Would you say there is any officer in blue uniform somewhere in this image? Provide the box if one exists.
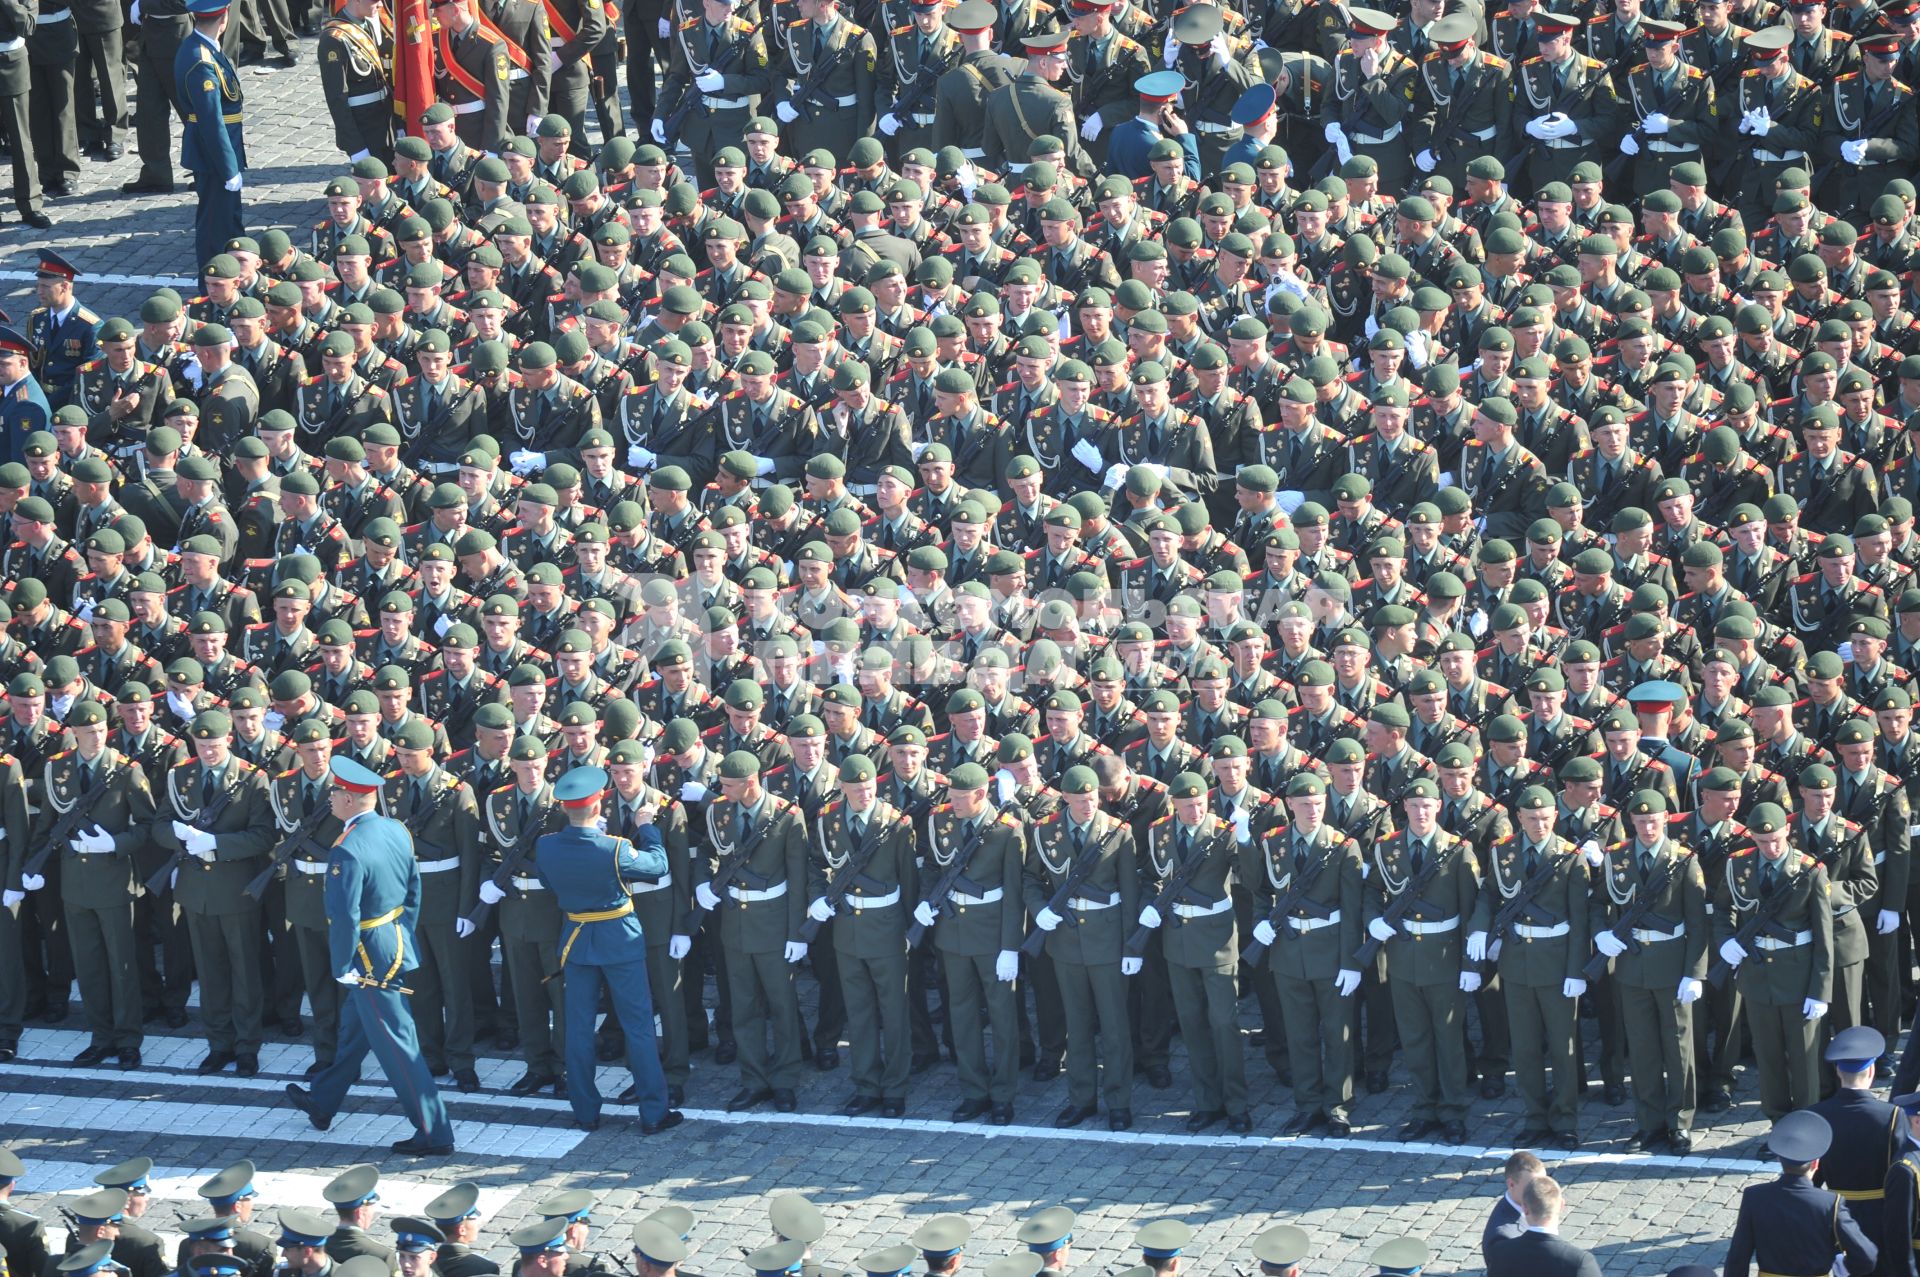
[0,325,51,466]
[58,1241,127,1277]
[1105,71,1199,181]
[282,755,456,1157]
[175,0,246,269]
[1725,1110,1878,1277]
[27,251,100,410]
[1628,681,1701,808]
[1881,1090,1920,1277]
[534,764,685,1136]
[1218,82,1276,173]
[1811,1026,1903,1243]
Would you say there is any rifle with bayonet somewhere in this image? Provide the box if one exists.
[905,814,991,947]
[1240,833,1340,965]
[1125,824,1234,957]
[142,780,241,896]
[244,798,334,900]
[22,768,118,879]
[1019,822,1128,956]
[1580,853,1681,981]
[1351,840,1448,966]
[662,16,772,139]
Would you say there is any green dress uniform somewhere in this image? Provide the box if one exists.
[1021,802,1139,1118]
[811,792,918,1106]
[270,764,346,1069]
[982,66,1098,181]
[1327,42,1419,193]
[481,780,568,1085]
[1142,805,1247,1124]
[1065,26,1148,169]
[924,800,1025,1111]
[932,45,1018,159]
[662,13,773,189]
[1620,56,1716,194]
[1365,824,1487,1131]
[1248,819,1363,1128]
[41,743,156,1060]
[317,8,393,164]
[1483,829,1591,1141]
[1817,65,1920,217]
[0,753,33,1058]
[1715,844,1834,1117]
[149,743,276,1063]
[1166,17,1258,177]
[382,764,481,1079]
[1722,51,1822,225]
[1592,829,1708,1145]
[703,783,810,1096]
[604,781,692,1091]
[1412,41,1514,193]
[1797,805,1875,1035]
[1512,50,1623,189]
[775,13,875,167]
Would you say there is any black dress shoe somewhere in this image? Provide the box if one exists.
[1667,1131,1694,1155]
[990,1105,1014,1126]
[391,1135,455,1156]
[1603,1083,1627,1106]
[118,1049,141,1071]
[1283,1111,1328,1136]
[98,142,124,160]
[668,1085,685,1106]
[1397,1119,1440,1142]
[596,1038,622,1062]
[143,1007,164,1025]
[1185,1109,1225,1132]
[574,1115,601,1131]
[714,1039,738,1064]
[1479,1076,1504,1099]
[305,1059,329,1079]
[1226,1113,1253,1134]
[1145,1065,1173,1090]
[640,1110,684,1135]
[197,1051,236,1074]
[454,1069,480,1093]
[552,1079,567,1098]
[122,175,173,194]
[283,1083,331,1131]
[726,1088,772,1112]
[1515,1126,1552,1145]
[164,1010,188,1029]
[1439,1121,1467,1144]
[615,1083,640,1103]
[1107,1109,1132,1131]
[881,1100,905,1118]
[842,1095,881,1116]
[493,1030,519,1051]
[280,1019,305,1038]
[508,1071,557,1095]
[41,1002,69,1024]
[1624,1127,1669,1152]
[951,1098,991,1122]
[44,181,75,199]
[909,1053,939,1075]
[1326,1117,1351,1137]
[1032,1055,1062,1082]
[814,1046,839,1072]
[1054,1103,1096,1128]
[74,1044,113,1065]
[235,1054,259,1077]
[1701,1087,1732,1113]
[772,1089,796,1112]
[1366,1070,1390,1094]
[0,1044,15,1062]
[1554,1132,1580,1151]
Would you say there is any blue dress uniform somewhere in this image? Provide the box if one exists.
[0,325,50,467]
[26,251,100,410]
[1725,1110,1878,1277]
[1811,1027,1903,1243]
[1880,1092,1920,1277]
[1105,72,1201,181]
[533,764,683,1132]
[174,0,245,269]
[1628,681,1701,806]
[1217,82,1276,173]
[288,756,455,1154]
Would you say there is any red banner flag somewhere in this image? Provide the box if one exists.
[393,0,437,137]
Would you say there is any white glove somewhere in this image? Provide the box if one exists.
[695,68,726,92]
[1080,114,1103,141]
[775,101,800,124]
[1718,938,1747,967]
[348,147,372,165]
[1162,35,1180,66]
[433,614,452,639]
[1253,919,1278,947]
[783,940,808,963]
[1594,930,1627,958]
[1102,461,1128,489]
[1562,977,1587,999]
[996,950,1019,982]
[1232,808,1251,844]
[994,769,1018,802]
[171,819,194,842]
[755,455,774,477]
[1879,909,1901,935]
[1581,840,1603,867]
[695,882,722,911]
[879,113,902,136]
[1620,134,1640,156]
[1804,997,1828,1021]
[72,826,115,854]
[1335,968,1362,997]
[479,880,507,905]
[1035,906,1062,931]
[807,896,836,922]
[1415,148,1437,173]
[1138,904,1163,929]
[668,934,691,960]
[679,780,708,802]
[74,597,95,623]
[455,918,476,938]
[1750,110,1772,137]
[913,900,938,929]
[1738,108,1758,134]
[1546,115,1576,139]
[1,889,20,908]
[1323,121,1346,146]
[1643,111,1671,135]
[1677,977,1703,1004]
[1121,955,1143,975]
[262,709,286,731]
[1209,30,1231,66]
[1459,970,1482,993]
[628,445,657,468]
[657,15,669,34]
[650,120,667,144]
[337,971,362,986]
[129,0,139,21]
[1525,116,1551,139]
[186,830,218,859]
[21,873,45,892]
[1368,917,1397,943]
[224,174,243,192]
[509,449,546,474]
[1843,139,1869,165]
[1465,930,1488,962]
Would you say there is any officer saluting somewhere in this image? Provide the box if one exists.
[532,764,685,1135]
[1725,1110,1878,1277]
[282,755,456,1157]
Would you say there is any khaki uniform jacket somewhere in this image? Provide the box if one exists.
[1591,839,1709,988]
[150,758,275,916]
[1711,848,1834,1006]
[1483,833,1593,987]
[924,804,1025,958]
[39,748,155,909]
[701,791,808,955]
[1365,827,1488,987]
[811,798,918,958]
[1021,808,1139,966]
[1247,822,1363,982]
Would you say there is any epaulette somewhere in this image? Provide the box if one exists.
[1731,847,1754,858]
[891,22,911,33]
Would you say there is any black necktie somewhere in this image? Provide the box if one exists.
[1410,839,1426,873]
[202,770,216,807]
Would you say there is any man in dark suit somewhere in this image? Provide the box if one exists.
[1482,1150,1539,1267]
[1486,1175,1602,1277]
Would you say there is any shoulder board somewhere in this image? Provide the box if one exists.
[1482,53,1507,67]
[892,22,911,33]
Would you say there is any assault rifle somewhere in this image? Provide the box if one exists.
[905,816,990,947]
[661,17,772,139]
[1580,855,1681,982]
[244,800,334,900]
[1240,836,1339,965]
[1019,823,1127,957]
[142,780,240,896]
[1351,842,1448,966]
[1125,825,1234,957]
[22,769,117,879]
